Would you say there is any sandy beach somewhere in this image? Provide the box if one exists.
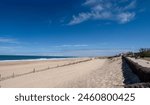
[0,57,135,88]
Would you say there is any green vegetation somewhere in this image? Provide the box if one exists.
[139,48,150,58]
[122,48,150,58]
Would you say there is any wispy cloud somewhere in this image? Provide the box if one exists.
[0,37,18,44]
[57,48,135,56]
[68,0,137,25]
[53,44,88,48]
[0,46,22,55]
[117,12,135,24]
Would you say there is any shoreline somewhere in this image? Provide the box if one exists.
[0,57,83,63]
[0,55,78,62]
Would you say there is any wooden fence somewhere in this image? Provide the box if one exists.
[0,58,92,82]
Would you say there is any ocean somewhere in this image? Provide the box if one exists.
[0,55,74,61]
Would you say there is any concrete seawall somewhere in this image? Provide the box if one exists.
[122,56,150,82]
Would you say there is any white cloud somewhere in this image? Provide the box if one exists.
[92,4,104,11]
[117,12,135,23]
[124,0,137,10]
[83,0,102,6]
[68,11,113,25]
[92,11,112,19]
[54,44,88,48]
[0,46,22,54]
[58,48,133,56]
[68,0,137,25]
[0,37,18,43]
[68,13,92,25]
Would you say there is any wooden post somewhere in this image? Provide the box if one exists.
[0,74,1,88]
[12,72,15,78]
[33,68,35,73]
[0,74,1,81]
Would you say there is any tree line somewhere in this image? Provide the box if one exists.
[122,48,150,58]
[138,48,150,57]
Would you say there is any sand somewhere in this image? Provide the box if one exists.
[0,58,88,78]
[67,57,125,88]
[0,57,126,88]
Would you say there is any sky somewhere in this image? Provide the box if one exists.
[0,0,150,56]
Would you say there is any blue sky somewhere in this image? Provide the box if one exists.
[0,0,150,56]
